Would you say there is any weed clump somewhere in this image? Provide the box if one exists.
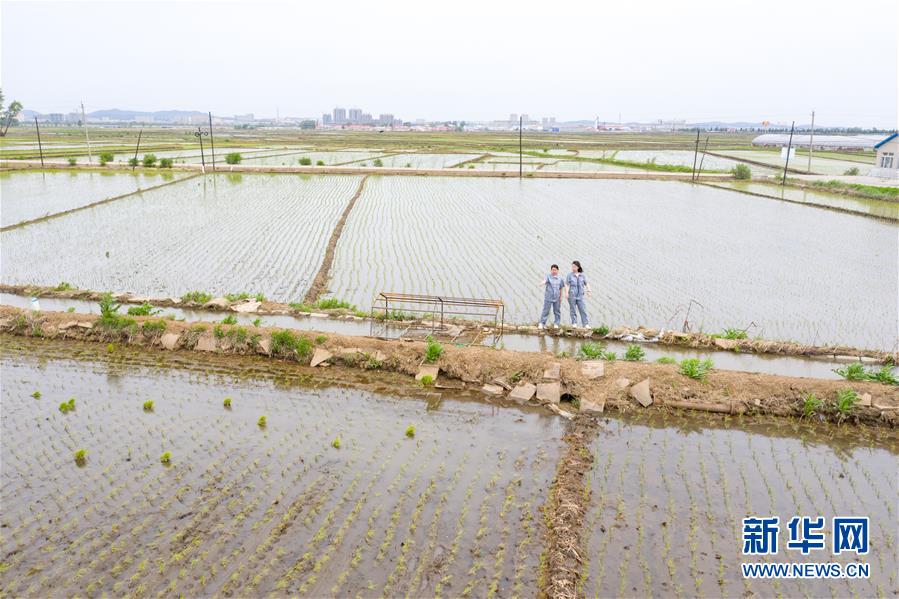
[181,291,213,304]
[424,336,443,363]
[624,344,645,361]
[315,298,356,311]
[158,157,173,168]
[299,157,312,165]
[270,329,313,360]
[127,302,159,316]
[56,281,75,291]
[405,425,415,438]
[315,335,327,345]
[98,152,114,165]
[373,158,384,167]
[418,374,434,387]
[225,152,242,165]
[801,393,823,418]
[679,358,714,381]
[843,167,860,176]
[592,325,610,337]
[141,154,157,167]
[731,164,751,179]
[834,389,858,422]
[834,362,897,385]
[221,314,238,325]
[67,157,77,166]
[656,356,677,364]
[720,328,748,340]
[316,160,324,166]
[578,342,605,360]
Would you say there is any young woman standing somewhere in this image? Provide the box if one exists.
[565,260,591,328]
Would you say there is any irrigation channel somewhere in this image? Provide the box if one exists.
[0,293,874,380]
[1,335,896,597]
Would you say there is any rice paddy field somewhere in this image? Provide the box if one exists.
[0,170,184,227]
[1,173,361,300]
[581,412,897,598]
[2,171,896,350]
[0,336,563,598]
[716,150,876,176]
[328,176,896,350]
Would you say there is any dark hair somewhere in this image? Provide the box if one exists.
[572,260,583,273]
[550,264,559,270]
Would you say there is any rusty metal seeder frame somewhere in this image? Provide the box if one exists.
[369,292,505,343]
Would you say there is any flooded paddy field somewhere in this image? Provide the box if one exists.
[716,150,875,176]
[710,181,899,221]
[0,170,185,227]
[0,335,564,597]
[363,153,482,169]
[329,176,897,350]
[613,150,776,174]
[1,174,361,300]
[581,411,898,598]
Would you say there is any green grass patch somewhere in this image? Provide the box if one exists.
[624,344,645,361]
[270,329,313,360]
[424,336,443,363]
[181,290,212,304]
[679,358,714,381]
[127,302,159,316]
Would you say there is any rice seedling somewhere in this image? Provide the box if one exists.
[289,302,313,312]
[31,390,41,399]
[221,314,237,325]
[159,452,172,464]
[74,448,87,465]
[314,335,327,344]
[223,397,232,408]
[603,351,617,361]
[656,356,677,364]
[578,342,605,359]
[252,318,261,327]
[418,375,434,387]
[405,425,416,438]
[869,365,898,385]
[592,325,610,337]
[801,393,823,418]
[425,336,443,363]
[126,302,159,316]
[834,388,858,421]
[331,437,341,449]
[257,415,267,427]
[56,281,75,291]
[59,398,75,413]
[315,297,356,310]
[719,327,748,340]
[142,400,154,412]
[67,307,76,312]
[679,358,714,381]
[624,344,645,361]
[834,362,867,381]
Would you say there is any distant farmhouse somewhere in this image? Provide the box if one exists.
[871,133,898,179]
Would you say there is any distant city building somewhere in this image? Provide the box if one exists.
[378,113,395,126]
[234,113,254,124]
[348,108,363,123]
[333,107,347,124]
[520,114,530,125]
[509,113,518,124]
[47,113,64,123]
[322,113,332,125]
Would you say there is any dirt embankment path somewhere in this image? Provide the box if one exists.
[302,175,369,304]
[2,306,897,428]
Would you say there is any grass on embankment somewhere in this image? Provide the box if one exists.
[787,178,899,202]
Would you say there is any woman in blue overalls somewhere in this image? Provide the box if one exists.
[565,260,591,328]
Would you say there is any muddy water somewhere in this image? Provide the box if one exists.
[583,411,898,598]
[0,294,854,379]
[0,335,563,598]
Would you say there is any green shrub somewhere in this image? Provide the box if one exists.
[592,325,610,337]
[98,152,114,165]
[656,356,677,364]
[159,157,173,168]
[731,164,751,179]
[299,157,312,165]
[127,302,159,316]
[181,290,212,304]
[801,393,823,418]
[221,314,238,325]
[225,152,242,165]
[316,160,324,166]
[141,154,157,167]
[843,167,860,176]
[578,342,606,360]
[315,335,327,344]
[425,336,443,363]
[373,158,384,167]
[679,358,714,381]
[270,329,313,359]
[67,157,77,166]
[624,344,645,361]
[128,157,139,167]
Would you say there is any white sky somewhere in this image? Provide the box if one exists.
[2,0,897,127]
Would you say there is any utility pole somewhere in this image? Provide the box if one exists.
[132,129,142,171]
[81,101,93,164]
[208,112,216,172]
[34,117,44,168]
[691,128,700,182]
[782,120,795,186]
[519,116,523,179]
[807,110,815,174]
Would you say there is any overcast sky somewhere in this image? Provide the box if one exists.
[2,0,897,127]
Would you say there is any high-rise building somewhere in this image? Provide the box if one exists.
[348,108,363,123]
[521,114,530,125]
[333,107,347,124]
[509,113,518,124]
[322,113,333,125]
[378,113,394,126]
